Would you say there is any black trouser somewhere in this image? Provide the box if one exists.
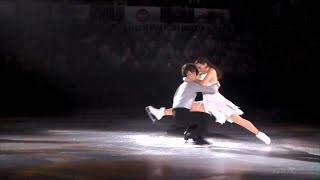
[172,108,211,139]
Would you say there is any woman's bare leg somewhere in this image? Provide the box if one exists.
[229,114,271,144]
[229,114,259,134]
[190,101,205,112]
[163,101,205,116]
[164,108,173,116]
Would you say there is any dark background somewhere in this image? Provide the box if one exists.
[0,0,318,123]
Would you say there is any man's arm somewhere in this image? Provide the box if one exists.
[187,68,218,86]
[188,81,219,94]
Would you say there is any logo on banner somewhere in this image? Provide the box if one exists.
[136,9,150,22]
[125,6,160,24]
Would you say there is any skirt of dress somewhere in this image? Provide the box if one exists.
[203,92,244,124]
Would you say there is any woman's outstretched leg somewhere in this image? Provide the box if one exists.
[230,114,271,145]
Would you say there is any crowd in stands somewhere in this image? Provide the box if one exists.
[1,9,315,76]
[0,1,317,113]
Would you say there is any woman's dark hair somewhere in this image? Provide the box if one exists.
[181,63,198,77]
[194,57,223,79]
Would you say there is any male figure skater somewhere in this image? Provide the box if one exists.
[146,63,220,145]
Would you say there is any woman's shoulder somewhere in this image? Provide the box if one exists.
[208,68,217,75]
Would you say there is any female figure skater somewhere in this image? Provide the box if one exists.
[146,57,271,145]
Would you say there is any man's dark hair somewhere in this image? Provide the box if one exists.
[181,63,197,77]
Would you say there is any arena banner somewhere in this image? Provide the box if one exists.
[52,3,90,23]
[194,8,230,23]
[194,8,209,23]
[124,6,160,24]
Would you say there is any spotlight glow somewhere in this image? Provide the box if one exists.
[132,135,187,147]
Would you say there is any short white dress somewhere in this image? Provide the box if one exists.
[200,77,244,124]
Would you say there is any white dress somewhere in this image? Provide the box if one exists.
[199,74,243,124]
